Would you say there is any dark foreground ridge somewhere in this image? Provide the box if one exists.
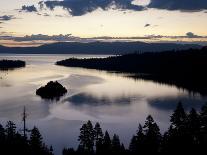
[0,121,53,155]
[0,59,26,70]
[56,47,207,95]
[36,81,67,100]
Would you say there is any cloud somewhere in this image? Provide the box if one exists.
[1,33,207,45]
[0,15,16,21]
[21,5,38,12]
[146,32,207,39]
[186,32,199,38]
[148,0,207,11]
[39,0,145,16]
[0,34,83,42]
[144,23,151,27]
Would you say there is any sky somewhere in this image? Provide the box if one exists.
[0,0,207,47]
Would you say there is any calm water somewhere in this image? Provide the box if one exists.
[0,54,206,155]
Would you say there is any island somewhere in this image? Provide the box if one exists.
[0,59,26,70]
[36,81,67,100]
[56,47,207,95]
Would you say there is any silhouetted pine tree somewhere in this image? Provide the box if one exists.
[164,102,190,153]
[78,120,95,154]
[129,135,137,154]
[0,124,6,153]
[170,102,187,130]
[200,103,207,152]
[111,134,121,154]
[30,126,43,155]
[129,124,145,154]
[94,122,103,155]
[5,121,16,139]
[102,131,111,154]
[187,108,201,152]
[143,115,161,153]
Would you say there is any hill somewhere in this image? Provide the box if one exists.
[56,47,207,95]
[0,42,202,54]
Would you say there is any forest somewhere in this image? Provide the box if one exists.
[56,47,207,95]
[1,102,207,155]
[0,60,26,70]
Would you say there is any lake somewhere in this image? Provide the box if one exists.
[0,54,206,155]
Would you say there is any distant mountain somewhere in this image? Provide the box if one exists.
[0,42,202,54]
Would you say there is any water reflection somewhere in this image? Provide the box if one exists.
[67,93,132,106]
[148,96,205,111]
[0,54,207,155]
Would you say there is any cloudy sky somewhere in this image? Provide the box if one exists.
[0,0,207,46]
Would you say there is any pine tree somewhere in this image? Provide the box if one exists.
[78,120,95,154]
[94,122,104,154]
[164,102,190,153]
[187,108,201,152]
[200,103,207,152]
[143,115,161,153]
[129,135,137,154]
[0,124,5,152]
[102,131,111,154]
[0,124,5,141]
[30,126,43,155]
[94,122,103,142]
[5,121,16,139]
[111,134,121,154]
[170,102,187,130]
[136,124,145,153]
[188,108,200,137]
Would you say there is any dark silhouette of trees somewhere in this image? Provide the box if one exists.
[200,103,207,152]
[94,123,104,155]
[0,60,25,70]
[78,121,95,154]
[62,102,207,155]
[102,131,112,154]
[162,102,189,153]
[36,81,67,100]
[30,127,44,155]
[143,115,161,153]
[0,121,53,155]
[111,134,121,154]
[56,47,207,95]
[170,102,187,129]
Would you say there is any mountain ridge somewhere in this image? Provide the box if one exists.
[0,41,202,54]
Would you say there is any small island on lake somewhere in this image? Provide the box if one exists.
[36,81,67,100]
[0,59,26,70]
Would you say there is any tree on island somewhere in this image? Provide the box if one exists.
[36,81,67,100]
[0,60,26,70]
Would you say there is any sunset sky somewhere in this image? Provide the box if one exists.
[0,0,207,46]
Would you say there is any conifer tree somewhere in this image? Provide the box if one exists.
[94,122,104,154]
[78,120,95,154]
[111,134,121,154]
[102,131,111,154]
[30,126,43,155]
[143,115,161,153]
